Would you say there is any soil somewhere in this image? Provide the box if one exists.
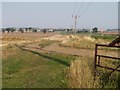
[2,32,118,58]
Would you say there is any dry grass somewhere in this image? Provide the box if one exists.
[2,33,119,88]
[68,57,100,88]
[59,35,107,50]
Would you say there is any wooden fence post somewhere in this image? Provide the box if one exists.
[94,44,98,79]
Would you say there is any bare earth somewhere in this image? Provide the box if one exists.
[1,32,56,46]
[2,32,118,58]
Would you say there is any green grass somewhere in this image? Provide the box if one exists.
[2,45,76,88]
[91,34,117,41]
[2,34,120,88]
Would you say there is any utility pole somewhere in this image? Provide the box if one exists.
[72,15,79,34]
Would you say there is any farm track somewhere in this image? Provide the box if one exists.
[17,42,94,57]
[17,41,119,59]
[1,32,57,47]
[2,33,119,58]
[14,34,118,58]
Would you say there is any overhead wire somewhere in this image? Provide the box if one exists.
[70,1,77,29]
[72,1,77,16]
[71,0,92,29]
[77,1,92,25]
[71,1,80,30]
[79,1,92,17]
[77,0,85,16]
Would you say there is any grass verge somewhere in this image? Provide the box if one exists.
[2,45,76,88]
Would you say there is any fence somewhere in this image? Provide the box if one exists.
[94,44,120,77]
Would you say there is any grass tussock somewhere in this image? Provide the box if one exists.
[68,57,100,88]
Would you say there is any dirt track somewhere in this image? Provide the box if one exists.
[13,34,93,57]
[1,32,57,47]
[2,33,119,58]
[20,42,94,57]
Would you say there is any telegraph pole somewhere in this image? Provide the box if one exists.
[72,15,79,34]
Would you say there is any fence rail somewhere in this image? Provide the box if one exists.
[94,44,120,77]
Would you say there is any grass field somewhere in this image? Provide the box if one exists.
[2,32,120,88]
[2,45,76,88]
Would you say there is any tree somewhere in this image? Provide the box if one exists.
[11,28,16,33]
[2,28,5,33]
[6,28,10,33]
[83,29,89,33]
[33,29,37,32]
[92,27,98,33]
[25,28,28,32]
[19,28,24,33]
[43,29,47,33]
[21,30,24,33]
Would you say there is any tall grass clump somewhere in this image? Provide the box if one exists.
[68,57,101,88]
[67,56,120,88]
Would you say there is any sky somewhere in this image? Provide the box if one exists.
[1,0,120,2]
[2,2,119,29]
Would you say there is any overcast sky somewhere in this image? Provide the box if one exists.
[2,2,118,29]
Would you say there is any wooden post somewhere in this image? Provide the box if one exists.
[98,56,100,66]
[94,44,98,79]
